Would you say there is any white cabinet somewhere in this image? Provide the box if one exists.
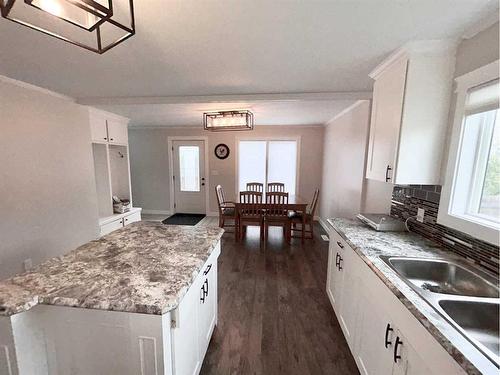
[89,109,129,145]
[326,228,465,375]
[171,244,219,375]
[99,208,142,237]
[366,40,456,185]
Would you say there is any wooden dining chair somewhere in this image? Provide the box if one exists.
[239,191,263,203]
[289,189,319,240]
[215,185,235,229]
[267,182,285,192]
[246,182,264,193]
[264,192,290,243]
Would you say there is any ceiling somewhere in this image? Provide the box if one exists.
[0,0,497,127]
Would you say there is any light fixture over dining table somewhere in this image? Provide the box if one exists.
[203,110,254,131]
[0,0,135,54]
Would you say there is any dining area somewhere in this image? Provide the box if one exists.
[215,182,319,244]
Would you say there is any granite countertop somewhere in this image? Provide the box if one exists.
[327,218,499,375]
[0,222,224,317]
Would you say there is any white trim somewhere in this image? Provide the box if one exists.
[88,107,130,124]
[462,11,499,40]
[437,60,500,246]
[324,100,369,126]
[129,124,326,130]
[77,91,372,106]
[369,39,457,79]
[318,217,332,235]
[0,74,74,102]
[207,211,219,217]
[234,136,302,197]
[142,209,171,215]
[167,136,210,215]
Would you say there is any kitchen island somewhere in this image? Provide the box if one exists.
[0,222,223,375]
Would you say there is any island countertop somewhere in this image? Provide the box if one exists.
[327,217,499,375]
[0,222,224,317]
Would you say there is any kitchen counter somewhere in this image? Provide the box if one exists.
[327,217,498,375]
[0,222,224,316]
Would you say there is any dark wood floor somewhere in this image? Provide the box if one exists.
[200,224,359,375]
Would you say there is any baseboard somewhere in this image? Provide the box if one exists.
[207,211,219,217]
[318,217,332,235]
[142,209,171,215]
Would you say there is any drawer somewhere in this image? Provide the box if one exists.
[100,219,123,236]
[123,211,141,226]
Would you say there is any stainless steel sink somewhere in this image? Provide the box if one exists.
[439,300,499,361]
[380,255,500,367]
[385,257,499,298]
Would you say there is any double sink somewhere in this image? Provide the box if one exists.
[380,256,499,367]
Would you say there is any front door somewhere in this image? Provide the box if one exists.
[172,140,206,214]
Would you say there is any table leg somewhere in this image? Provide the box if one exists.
[235,213,239,241]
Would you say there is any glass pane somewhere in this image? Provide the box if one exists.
[238,141,266,192]
[179,146,200,192]
[267,141,297,195]
[479,110,500,219]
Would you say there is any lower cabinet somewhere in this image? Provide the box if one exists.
[171,244,219,375]
[99,207,142,236]
[326,229,464,375]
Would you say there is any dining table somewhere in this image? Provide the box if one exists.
[234,194,309,243]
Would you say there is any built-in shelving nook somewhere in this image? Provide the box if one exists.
[89,108,141,236]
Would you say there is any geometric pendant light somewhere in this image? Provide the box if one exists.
[0,0,135,54]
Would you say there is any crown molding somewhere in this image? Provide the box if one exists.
[324,100,369,126]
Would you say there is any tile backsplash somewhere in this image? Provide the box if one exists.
[391,185,499,275]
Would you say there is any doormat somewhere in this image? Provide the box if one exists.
[162,213,206,226]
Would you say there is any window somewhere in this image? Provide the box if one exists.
[179,146,200,192]
[438,61,500,245]
[238,140,298,195]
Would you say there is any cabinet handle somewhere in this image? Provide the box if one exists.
[200,287,206,303]
[110,138,114,141]
[335,253,340,268]
[337,256,343,270]
[385,165,392,182]
[204,279,209,298]
[384,323,393,348]
[393,336,403,363]
[336,241,344,249]
[103,137,107,140]
[203,264,212,275]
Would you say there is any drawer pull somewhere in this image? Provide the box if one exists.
[393,336,403,363]
[337,256,343,270]
[385,165,392,182]
[204,279,209,298]
[335,253,340,268]
[336,241,344,249]
[204,264,212,275]
[384,323,393,348]
[200,279,209,303]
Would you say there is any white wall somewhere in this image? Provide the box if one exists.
[320,101,393,221]
[129,126,324,214]
[0,78,99,280]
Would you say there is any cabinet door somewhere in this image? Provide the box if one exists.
[391,330,432,375]
[327,239,344,310]
[355,288,394,375]
[197,261,217,360]
[123,211,141,226]
[171,279,201,375]
[90,112,109,143]
[366,57,408,182]
[337,248,359,348]
[100,218,123,236]
[107,119,128,145]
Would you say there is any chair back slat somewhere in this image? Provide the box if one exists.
[266,192,289,217]
[238,203,265,218]
[239,191,263,204]
[267,182,285,192]
[215,185,225,206]
[246,182,264,192]
[307,189,320,216]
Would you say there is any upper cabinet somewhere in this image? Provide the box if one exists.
[89,109,129,145]
[366,41,456,185]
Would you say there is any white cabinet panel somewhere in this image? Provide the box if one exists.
[124,211,141,225]
[100,218,123,236]
[366,57,408,183]
[107,119,129,145]
[90,112,108,143]
[198,261,217,360]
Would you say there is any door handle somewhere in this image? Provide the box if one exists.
[385,165,392,182]
[393,336,403,363]
[384,323,393,348]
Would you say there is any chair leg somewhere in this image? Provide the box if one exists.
[310,220,314,240]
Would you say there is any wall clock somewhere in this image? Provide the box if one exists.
[214,144,230,159]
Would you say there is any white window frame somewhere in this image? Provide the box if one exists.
[235,136,301,196]
[438,60,500,246]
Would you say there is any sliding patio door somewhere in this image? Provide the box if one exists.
[238,140,298,194]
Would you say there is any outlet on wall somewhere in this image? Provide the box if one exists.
[416,208,425,223]
[23,258,33,272]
